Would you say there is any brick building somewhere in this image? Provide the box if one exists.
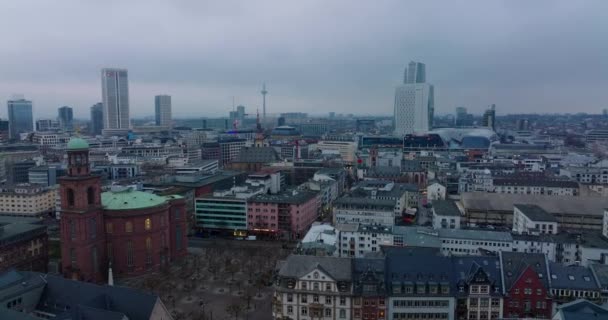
[0,217,48,273]
[59,138,187,283]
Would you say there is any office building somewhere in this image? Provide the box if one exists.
[57,106,73,131]
[455,106,473,127]
[7,98,33,140]
[101,68,130,131]
[0,119,8,142]
[154,94,172,127]
[483,104,496,130]
[35,119,59,132]
[394,61,434,136]
[90,102,103,135]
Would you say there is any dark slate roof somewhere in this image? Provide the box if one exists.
[235,146,278,163]
[590,263,608,289]
[452,256,502,296]
[556,299,608,320]
[500,251,549,291]
[353,258,386,296]
[549,262,600,290]
[432,200,461,217]
[400,159,423,172]
[367,166,401,177]
[0,308,42,320]
[385,247,455,295]
[494,178,579,189]
[250,190,318,204]
[278,255,352,281]
[514,204,558,222]
[36,274,159,320]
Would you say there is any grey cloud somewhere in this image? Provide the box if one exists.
[0,0,607,119]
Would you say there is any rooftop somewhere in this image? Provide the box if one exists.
[432,200,461,217]
[250,190,317,205]
[101,187,170,210]
[549,262,599,290]
[66,137,90,150]
[278,255,352,281]
[438,228,513,242]
[515,204,558,222]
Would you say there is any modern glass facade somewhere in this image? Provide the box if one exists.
[195,197,247,231]
[7,99,33,140]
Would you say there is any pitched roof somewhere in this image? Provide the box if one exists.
[556,299,608,320]
[500,251,549,291]
[514,204,557,222]
[432,200,461,217]
[278,255,352,281]
[549,263,600,290]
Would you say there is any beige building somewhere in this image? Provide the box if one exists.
[0,184,57,217]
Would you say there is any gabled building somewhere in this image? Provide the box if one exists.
[500,251,552,319]
[273,255,353,320]
[352,258,387,320]
[452,256,503,320]
[548,262,602,305]
[552,299,608,320]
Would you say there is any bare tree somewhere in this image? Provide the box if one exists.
[226,303,243,320]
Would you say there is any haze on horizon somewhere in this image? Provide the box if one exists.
[0,0,607,119]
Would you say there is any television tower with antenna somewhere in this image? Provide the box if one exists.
[261,83,268,122]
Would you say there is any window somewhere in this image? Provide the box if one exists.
[287,306,293,314]
[89,218,96,239]
[326,283,332,291]
[145,218,152,230]
[127,241,134,267]
[340,297,346,306]
[301,295,307,303]
[146,237,153,266]
[314,282,320,291]
[107,242,113,262]
[524,288,532,295]
[313,295,319,303]
[92,246,99,273]
[87,187,95,205]
[301,306,308,316]
[70,248,77,267]
[175,225,183,250]
[325,296,332,304]
[69,220,76,240]
[302,282,307,290]
[174,208,181,220]
[67,188,75,206]
[325,309,332,317]
[125,221,133,233]
[106,222,113,234]
[339,309,346,318]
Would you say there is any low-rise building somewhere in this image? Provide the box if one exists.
[333,197,396,227]
[453,256,503,320]
[432,200,462,230]
[513,204,559,235]
[0,184,57,217]
[273,255,353,320]
[0,217,48,273]
[549,263,602,305]
[439,229,512,256]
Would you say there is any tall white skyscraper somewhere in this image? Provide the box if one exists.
[394,61,434,136]
[154,95,172,128]
[101,68,130,131]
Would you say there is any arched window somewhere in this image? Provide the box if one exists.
[87,187,95,205]
[69,220,76,240]
[145,218,152,230]
[125,221,133,233]
[67,188,75,206]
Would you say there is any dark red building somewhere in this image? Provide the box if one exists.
[59,138,187,283]
[500,251,552,319]
[352,258,387,320]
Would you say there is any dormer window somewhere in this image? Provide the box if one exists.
[313,271,319,279]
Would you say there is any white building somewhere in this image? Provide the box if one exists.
[427,180,446,201]
[274,255,353,320]
[336,223,393,258]
[393,61,434,136]
[333,197,396,226]
[316,140,357,163]
[439,229,513,256]
[512,204,559,235]
[101,68,130,131]
[154,95,172,128]
[432,200,462,230]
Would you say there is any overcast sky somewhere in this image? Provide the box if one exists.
[1,1,607,119]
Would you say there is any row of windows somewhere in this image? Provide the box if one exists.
[287,306,347,318]
[393,300,450,308]
[393,312,449,319]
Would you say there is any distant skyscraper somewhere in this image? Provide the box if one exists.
[0,119,9,142]
[394,61,434,136]
[154,95,172,127]
[90,103,103,135]
[57,106,73,131]
[101,68,130,130]
[482,104,496,131]
[261,83,268,121]
[7,98,33,140]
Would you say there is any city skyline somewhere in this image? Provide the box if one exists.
[0,1,607,119]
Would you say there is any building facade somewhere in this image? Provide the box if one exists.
[90,102,103,135]
[101,68,130,131]
[154,94,172,127]
[59,138,187,283]
[7,98,33,140]
[57,106,73,131]
[394,61,434,136]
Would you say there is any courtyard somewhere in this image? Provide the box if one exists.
[119,238,293,320]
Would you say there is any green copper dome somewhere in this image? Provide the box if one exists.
[67,137,90,150]
[101,188,168,210]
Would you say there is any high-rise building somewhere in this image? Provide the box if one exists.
[394,61,434,136]
[57,106,73,131]
[7,98,33,140]
[90,103,103,135]
[154,95,172,127]
[455,107,474,127]
[101,68,130,131]
[483,104,496,131]
[0,119,8,142]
